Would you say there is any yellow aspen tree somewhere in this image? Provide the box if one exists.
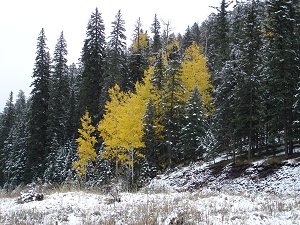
[182,42,213,112]
[98,84,145,182]
[117,93,145,183]
[73,111,97,178]
[98,85,128,175]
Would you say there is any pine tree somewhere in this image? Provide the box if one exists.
[233,0,265,159]
[161,43,185,167]
[208,0,231,86]
[180,88,206,161]
[0,92,15,150]
[28,28,51,179]
[44,135,60,182]
[150,14,162,55]
[143,98,158,169]
[191,22,201,45]
[0,92,15,186]
[66,63,81,139]
[182,26,193,51]
[213,57,237,161]
[80,8,106,120]
[2,91,28,188]
[151,52,165,93]
[102,9,128,104]
[265,0,300,155]
[47,31,69,146]
[44,136,73,183]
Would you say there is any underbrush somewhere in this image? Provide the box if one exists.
[1,190,299,225]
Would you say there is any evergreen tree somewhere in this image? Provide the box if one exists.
[28,28,51,179]
[0,92,15,150]
[80,8,106,120]
[191,22,201,45]
[180,88,206,161]
[44,135,60,182]
[151,52,165,93]
[47,31,69,146]
[66,63,81,139]
[233,0,265,159]
[0,92,15,186]
[2,91,29,188]
[265,0,300,155]
[44,136,73,183]
[181,26,193,51]
[213,51,238,161]
[161,44,185,167]
[103,9,127,103]
[150,14,162,55]
[143,98,158,169]
[208,0,231,86]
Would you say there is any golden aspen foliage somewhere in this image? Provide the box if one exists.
[182,42,213,112]
[98,85,128,162]
[166,39,181,55]
[132,32,149,53]
[73,111,97,178]
[98,84,145,174]
[98,41,214,175]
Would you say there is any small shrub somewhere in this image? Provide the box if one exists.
[263,157,283,167]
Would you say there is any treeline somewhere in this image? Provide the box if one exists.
[206,0,300,161]
[0,0,300,189]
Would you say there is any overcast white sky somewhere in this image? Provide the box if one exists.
[0,0,221,111]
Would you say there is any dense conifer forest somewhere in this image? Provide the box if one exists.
[1,0,300,189]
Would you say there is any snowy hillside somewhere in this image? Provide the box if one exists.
[1,157,300,225]
[146,157,300,195]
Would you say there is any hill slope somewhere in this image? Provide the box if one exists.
[146,156,300,195]
[0,156,300,225]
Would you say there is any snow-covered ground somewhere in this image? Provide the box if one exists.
[1,157,300,225]
[1,190,299,225]
[146,158,300,195]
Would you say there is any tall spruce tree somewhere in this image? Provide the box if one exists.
[140,98,159,181]
[0,92,15,150]
[4,91,29,188]
[161,44,185,167]
[0,92,15,186]
[150,14,162,55]
[180,88,206,161]
[208,0,231,86]
[212,56,237,161]
[103,9,127,99]
[143,98,158,164]
[191,22,201,45]
[233,0,265,159]
[265,0,300,155]
[47,31,69,146]
[28,28,51,180]
[66,63,81,139]
[181,26,193,51]
[80,8,106,120]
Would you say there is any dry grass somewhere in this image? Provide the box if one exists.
[1,188,299,225]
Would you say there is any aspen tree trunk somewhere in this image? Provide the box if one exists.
[131,150,134,186]
[116,159,119,177]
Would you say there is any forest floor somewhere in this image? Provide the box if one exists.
[0,155,300,225]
